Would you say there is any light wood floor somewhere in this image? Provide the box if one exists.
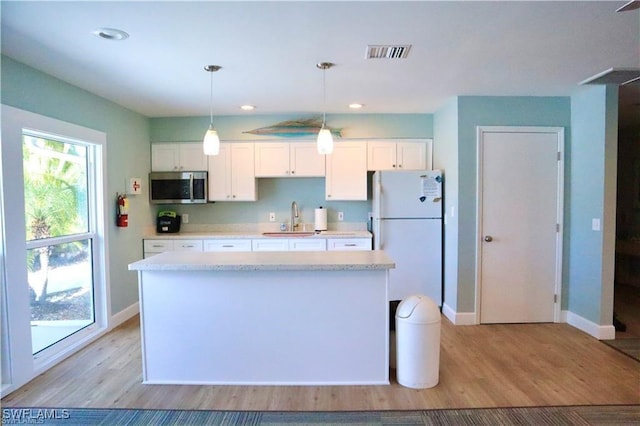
[2,315,639,411]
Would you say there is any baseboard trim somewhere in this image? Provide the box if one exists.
[110,302,139,330]
[442,303,476,325]
[564,310,616,340]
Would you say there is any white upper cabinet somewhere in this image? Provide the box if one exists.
[255,142,325,177]
[325,142,368,201]
[208,143,257,201]
[151,143,208,171]
[367,139,432,171]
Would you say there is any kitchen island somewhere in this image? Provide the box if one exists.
[128,250,394,385]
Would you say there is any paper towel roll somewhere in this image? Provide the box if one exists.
[314,207,327,231]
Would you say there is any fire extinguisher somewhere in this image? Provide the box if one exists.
[117,193,129,227]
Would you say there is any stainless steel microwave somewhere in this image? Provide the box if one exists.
[149,171,208,204]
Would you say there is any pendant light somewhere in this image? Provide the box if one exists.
[203,65,222,155]
[316,62,334,155]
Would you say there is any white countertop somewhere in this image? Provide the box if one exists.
[128,250,394,271]
[143,230,371,240]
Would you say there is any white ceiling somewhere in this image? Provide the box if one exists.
[1,1,639,125]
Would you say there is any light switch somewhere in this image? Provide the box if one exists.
[592,218,601,231]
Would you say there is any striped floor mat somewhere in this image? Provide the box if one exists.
[3,405,638,425]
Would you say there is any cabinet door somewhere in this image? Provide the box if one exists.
[326,238,371,251]
[230,144,257,201]
[143,239,174,253]
[290,143,325,177]
[151,144,179,171]
[252,239,288,251]
[288,238,326,251]
[178,143,207,171]
[207,144,232,201]
[173,239,203,251]
[326,142,368,200]
[397,142,427,170]
[204,239,252,252]
[254,143,290,177]
[367,141,397,171]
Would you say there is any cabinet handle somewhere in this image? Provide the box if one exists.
[285,170,289,174]
[222,245,234,248]
[327,194,332,198]
[398,164,403,168]
[232,195,236,198]
[392,164,396,168]
[345,243,357,247]
[291,170,295,174]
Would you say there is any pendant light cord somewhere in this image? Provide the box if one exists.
[322,67,327,128]
[209,70,214,128]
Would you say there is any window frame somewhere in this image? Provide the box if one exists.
[1,105,110,395]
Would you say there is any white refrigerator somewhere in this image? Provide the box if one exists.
[372,170,443,304]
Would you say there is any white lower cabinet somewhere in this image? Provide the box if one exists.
[204,239,252,252]
[327,238,371,251]
[145,236,370,257]
[143,239,203,258]
[252,238,327,252]
[252,239,289,252]
[288,238,327,251]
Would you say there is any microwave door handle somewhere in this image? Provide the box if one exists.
[189,173,194,202]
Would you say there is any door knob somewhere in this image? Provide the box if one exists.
[484,235,493,242]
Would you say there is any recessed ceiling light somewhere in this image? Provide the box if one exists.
[240,105,256,111]
[349,103,364,109]
[92,28,129,41]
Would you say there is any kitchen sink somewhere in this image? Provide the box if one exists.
[262,231,316,237]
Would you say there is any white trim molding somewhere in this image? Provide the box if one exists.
[442,303,477,325]
[564,310,616,340]
[110,302,140,330]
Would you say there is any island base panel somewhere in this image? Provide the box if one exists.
[138,269,389,385]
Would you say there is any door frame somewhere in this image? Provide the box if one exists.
[475,126,564,324]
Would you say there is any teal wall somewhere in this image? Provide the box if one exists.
[151,114,433,142]
[444,96,572,313]
[3,55,618,328]
[1,56,151,315]
[568,86,617,324]
[149,114,434,226]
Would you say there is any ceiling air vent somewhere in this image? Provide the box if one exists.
[366,45,412,59]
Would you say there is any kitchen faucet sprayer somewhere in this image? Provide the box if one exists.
[291,201,299,231]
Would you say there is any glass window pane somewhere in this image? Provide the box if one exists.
[27,240,94,354]
[23,135,89,241]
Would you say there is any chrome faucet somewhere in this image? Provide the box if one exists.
[290,201,299,231]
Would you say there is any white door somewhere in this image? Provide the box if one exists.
[478,126,563,323]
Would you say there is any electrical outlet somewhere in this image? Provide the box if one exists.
[338,211,344,221]
[182,214,189,224]
[269,212,276,222]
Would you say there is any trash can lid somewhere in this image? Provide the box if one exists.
[396,295,441,324]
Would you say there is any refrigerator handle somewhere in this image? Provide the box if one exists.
[378,221,383,249]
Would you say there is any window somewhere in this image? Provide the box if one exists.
[24,134,97,353]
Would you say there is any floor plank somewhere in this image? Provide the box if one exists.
[2,315,639,411]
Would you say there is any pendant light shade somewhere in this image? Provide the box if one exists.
[317,127,333,155]
[316,62,334,154]
[203,126,220,155]
[203,65,221,155]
